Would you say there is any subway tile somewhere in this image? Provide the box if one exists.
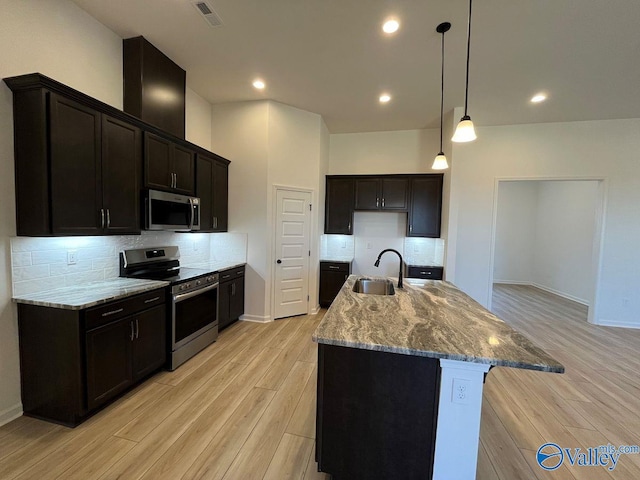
[92,257,117,270]
[12,264,50,282]
[64,270,105,287]
[11,252,32,267]
[49,261,93,276]
[32,250,67,265]
[13,276,65,296]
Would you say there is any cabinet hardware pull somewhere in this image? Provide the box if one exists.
[102,308,124,317]
[144,296,160,304]
[222,274,231,279]
[100,208,105,228]
[130,321,135,341]
[232,283,236,295]
[376,198,379,208]
[421,271,432,275]
[135,319,139,339]
[329,266,340,270]
[106,209,110,228]
[348,221,351,231]
[410,224,413,233]
[237,271,243,275]
[382,198,385,208]
[214,216,218,229]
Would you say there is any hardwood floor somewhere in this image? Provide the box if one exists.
[1,284,639,479]
[479,284,640,480]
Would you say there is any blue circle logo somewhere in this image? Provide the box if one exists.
[537,443,564,471]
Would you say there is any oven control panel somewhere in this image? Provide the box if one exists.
[172,273,219,295]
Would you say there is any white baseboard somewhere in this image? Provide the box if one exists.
[494,281,589,306]
[0,403,22,427]
[595,319,640,329]
[240,314,272,323]
[310,304,321,315]
[529,282,589,306]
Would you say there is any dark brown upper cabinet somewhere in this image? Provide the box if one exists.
[144,132,195,195]
[325,174,442,237]
[123,36,186,139]
[355,177,408,211]
[196,153,229,232]
[10,89,140,236]
[407,176,443,238]
[325,177,355,234]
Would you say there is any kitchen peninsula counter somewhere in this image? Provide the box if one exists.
[312,275,563,480]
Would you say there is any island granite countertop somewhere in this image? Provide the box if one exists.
[313,275,564,373]
[12,278,169,310]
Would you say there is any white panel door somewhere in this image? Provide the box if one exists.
[274,189,311,319]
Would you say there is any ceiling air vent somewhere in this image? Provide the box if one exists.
[192,1,223,27]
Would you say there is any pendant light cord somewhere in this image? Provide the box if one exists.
[464,0,473,116]
[439,28,445,152]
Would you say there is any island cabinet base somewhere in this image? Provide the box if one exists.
[316,344,441,480]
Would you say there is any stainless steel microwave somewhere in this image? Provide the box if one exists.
[145,189,200,232]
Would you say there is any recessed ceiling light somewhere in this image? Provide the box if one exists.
[382,19,400,34]
[379,93,391,103]
[531,93,547,103]
[253,79,265,90]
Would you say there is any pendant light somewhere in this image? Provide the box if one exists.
[452,0,477,143]
[432,22,451,170]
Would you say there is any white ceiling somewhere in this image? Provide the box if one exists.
[72,0,640,133]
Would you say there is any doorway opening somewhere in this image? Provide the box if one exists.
[488,178,606,324]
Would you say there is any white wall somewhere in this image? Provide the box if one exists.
[211,101,270,320]
[185,87,212,150]
[449,119,640,327]
[493,182,538,283]
[0,0,124,424]
[533,181,598,304]
[211,101,325,321]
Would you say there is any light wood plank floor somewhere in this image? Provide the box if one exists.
[2,285,640,479]
[479,284,640,480]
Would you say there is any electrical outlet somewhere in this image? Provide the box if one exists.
[193,241,199,252]
[341,240,347,248]
[452,378,470,404]
[67,250,77,265]
[367,242,372,249]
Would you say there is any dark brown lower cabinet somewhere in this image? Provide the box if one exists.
[406,265,444,280]
[18,288,166,427]
[319,261,352,308]
[218,265,245,331]
[316,344,440,480]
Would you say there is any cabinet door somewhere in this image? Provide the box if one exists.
[381,178,409,211]
[196,154,214,231]
[408,176,443,237]
[173,145,195,195]
[85,317,133,411]
[132,305,166,381]
[229,277,245,322]
[212,160,229,231]
[49,93,102,235]
[325,177,354,234]
[218,281,232,331]
[320,269,349,307]
[354,179,380,210]
[144,132,172,191]
[102,115,141,234]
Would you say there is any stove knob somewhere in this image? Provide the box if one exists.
[180,285,185,291]
[196,280,202,286]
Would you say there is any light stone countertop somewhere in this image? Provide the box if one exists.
[313,275,564,373]
[320,257,354,263]
[12,278,169,310]
[183,261,246,272]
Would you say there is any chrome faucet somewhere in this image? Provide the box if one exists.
[374,248,404,288]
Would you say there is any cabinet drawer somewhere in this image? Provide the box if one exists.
[406,266,443,280]
[85,288,166,330]
[219,265,245,282]
[320,261,351,273]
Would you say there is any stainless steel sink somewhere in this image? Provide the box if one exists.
[352,278,395,295]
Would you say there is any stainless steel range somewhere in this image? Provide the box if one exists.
[120,246,218,370]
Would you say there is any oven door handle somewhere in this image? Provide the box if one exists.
[173,282,218,303]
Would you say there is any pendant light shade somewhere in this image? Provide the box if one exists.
[452,0,477,143]
[432,22,451,171]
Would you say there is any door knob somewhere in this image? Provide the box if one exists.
[277,259,282,264]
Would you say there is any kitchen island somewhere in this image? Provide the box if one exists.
[312,275,563,480]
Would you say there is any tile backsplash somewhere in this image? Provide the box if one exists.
[11,232,247,296]
[403,237,445,266]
